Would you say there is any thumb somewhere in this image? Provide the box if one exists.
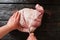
[27,33,37,40]
[29,33,34,36]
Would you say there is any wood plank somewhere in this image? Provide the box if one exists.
[0,2,60,40]
[0,0,40,3]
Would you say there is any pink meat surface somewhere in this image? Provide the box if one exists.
[19,8,41,33]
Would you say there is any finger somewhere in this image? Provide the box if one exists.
[16,12,20,21]
[12,10,18,16]
[35,4,44,13]
[12,10,18,14]
[14,11,18,18]
[27,33,37,40]
[29,33,34,36]
[10,11,17,18]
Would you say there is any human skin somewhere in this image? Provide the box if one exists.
[27,33,37,40]
[0,11,21,39]
[0,4,44,40]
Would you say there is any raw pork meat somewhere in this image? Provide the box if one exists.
[19,8,41,33]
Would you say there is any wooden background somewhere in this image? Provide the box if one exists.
[0,0,60,40]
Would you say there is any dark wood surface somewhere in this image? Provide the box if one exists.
[0,0,60,40]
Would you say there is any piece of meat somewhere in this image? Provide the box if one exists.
[18,8,41,33]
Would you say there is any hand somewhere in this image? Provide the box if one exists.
[27,33,37,40]
[6,11,20,30]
